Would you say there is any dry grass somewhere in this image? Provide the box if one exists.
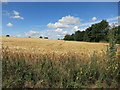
[2,36,109,63]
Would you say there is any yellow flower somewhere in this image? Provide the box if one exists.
[116,64,118,66]
[115,67,117,70]
[81,71,83,74]
[89,77,92,79]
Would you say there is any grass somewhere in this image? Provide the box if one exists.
[1,37,120,88]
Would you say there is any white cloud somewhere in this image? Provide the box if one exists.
[47,15,81,28]
[13,10,19,15]
[110,23,116,27]
[71,26,86,32]
[24,30,39,37]
[6,23,13,27]
[109,21,118,27]
[62,31,67,34]
[92,17,97,21]
[47,16,118,34]
[55,28,62,32]
[47,22,70,28]
[10,10,24,19]
[79,20,101,27]
[11,15,24,19]
[57,35,62,37]
[46,30,54,32]
[72,26,79,31]
[78,16,118,27]
[107,17,118,22]
[58,15,81,25]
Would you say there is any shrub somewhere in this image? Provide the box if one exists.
[6,35,10,37]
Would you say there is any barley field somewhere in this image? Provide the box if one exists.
[1,36,120,88]
[2,36,108,62]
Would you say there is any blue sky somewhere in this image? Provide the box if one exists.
[2,2,118,39]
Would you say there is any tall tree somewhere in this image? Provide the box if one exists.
[63,20,119,44]
[74,30,85,41]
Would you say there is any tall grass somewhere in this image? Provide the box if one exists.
[2,30,120,88]
[2,45,120,88]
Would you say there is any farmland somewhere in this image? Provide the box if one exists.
[2,37,120,88]
[2,37,108,61]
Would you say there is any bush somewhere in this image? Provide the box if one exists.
[6,35,10,37]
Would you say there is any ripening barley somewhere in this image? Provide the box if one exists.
[1,36,114,64]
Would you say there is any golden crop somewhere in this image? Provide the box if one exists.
[2,36,120,88]
[2,36,109,64]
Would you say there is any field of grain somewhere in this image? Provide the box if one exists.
[2,36,108,61]
[2,36,119,88]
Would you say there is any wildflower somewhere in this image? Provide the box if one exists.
[81,71,83,74]
[116,64,118,66]
[115,67,117,70]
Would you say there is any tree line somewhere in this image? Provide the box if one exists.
[64,20,120,44]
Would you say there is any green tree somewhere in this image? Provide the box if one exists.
[64,34,73,41]
[83,31,90,42]
[90,20,109,42]
[74,30,85,41]
[63,20,119,43]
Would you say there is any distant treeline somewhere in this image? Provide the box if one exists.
[64,20,120,44]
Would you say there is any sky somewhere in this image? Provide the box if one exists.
[2,2,119,39]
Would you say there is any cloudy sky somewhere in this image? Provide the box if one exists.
[2,2,118,39]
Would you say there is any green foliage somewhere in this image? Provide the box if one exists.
[64,34,74,41]
[74,31,85,41]
[2,55,34,88]
[2,49,120,88]
[116,34,120,44]
[98,26,120,88]
[64,20,120,44]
